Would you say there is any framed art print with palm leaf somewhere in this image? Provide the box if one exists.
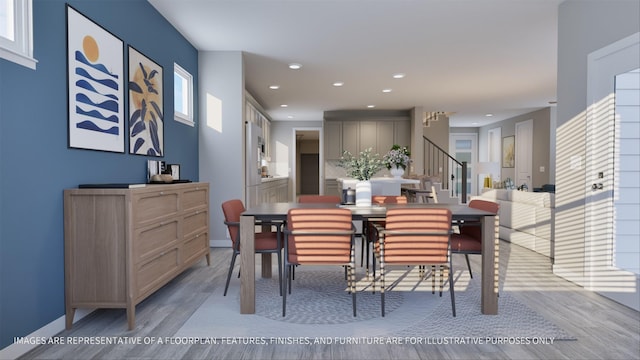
[128,46,164,156]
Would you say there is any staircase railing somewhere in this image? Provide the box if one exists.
[422,136,468,203]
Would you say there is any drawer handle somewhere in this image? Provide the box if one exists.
[160,191,164,195]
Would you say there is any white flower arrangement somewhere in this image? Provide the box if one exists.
[338,147,382,181]
[383,145,411,170]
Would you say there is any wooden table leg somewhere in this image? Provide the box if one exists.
[261,223,272,278]
[481,214,499,314]
[261,254,272,278]
[240,215,256,314]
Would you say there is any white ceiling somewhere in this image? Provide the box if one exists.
[149,0,560,127]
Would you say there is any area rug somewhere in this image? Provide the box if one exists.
[175,265,575,341]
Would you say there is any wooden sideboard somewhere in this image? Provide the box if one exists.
[63,182,210,330]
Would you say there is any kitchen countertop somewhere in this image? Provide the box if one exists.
[337,177,419,184]
[261,175,288,183]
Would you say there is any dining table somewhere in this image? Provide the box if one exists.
[239,202,499,315]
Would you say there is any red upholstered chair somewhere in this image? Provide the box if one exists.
[221,199,282,296]
[451,199,499,278]
[283,208,356,317]
[373,208,455,317]
[297,195,341,204]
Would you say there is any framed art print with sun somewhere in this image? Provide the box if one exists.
[66,5,125,153]
[128,46,164,157]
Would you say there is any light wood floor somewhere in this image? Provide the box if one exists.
[20,240,640,360]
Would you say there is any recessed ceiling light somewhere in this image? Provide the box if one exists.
[269,85,280,90]
[333,82,344,87]
[393,73,405,79]
[382,89,392,93]
[288,63,302,70]
[280,104,288,108]
[485,113,494,117]
[367,105,376,108]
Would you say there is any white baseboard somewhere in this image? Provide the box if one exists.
[0,309,93,360]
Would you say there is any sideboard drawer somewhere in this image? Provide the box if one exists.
[134,219,179,261]
[183,210,208,239]
[183,186,208,213]
[133,191,180,226]
[183,232,208,266]
[136,248,179,297]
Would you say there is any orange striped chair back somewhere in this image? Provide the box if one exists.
[286,208,353,264]
[380,208,452,264]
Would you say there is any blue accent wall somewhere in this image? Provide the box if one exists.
[0,0,199,349]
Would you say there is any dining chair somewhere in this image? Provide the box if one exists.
[282,208,356,317]
[295,194,343,280]
[363,195,408,271]
[451,199,499,278]
[221,199,283,296]
[373,207,455,317]
[404,175,437,203]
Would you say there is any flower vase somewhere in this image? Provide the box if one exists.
[390,165,405,178]
[355,180,372,207]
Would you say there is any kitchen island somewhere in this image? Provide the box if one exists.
[338,177,419,196]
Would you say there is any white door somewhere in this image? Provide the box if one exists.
[515,120,533,190]
[487,127,502,183]
[585,32,639,311]
[449,133,477,197]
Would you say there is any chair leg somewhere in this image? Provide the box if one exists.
[465,254,473,278]
[224,252,238,296]
[350,265,357,317]
[439,265,444,297]
[277,251,283,296]
[449,264,456,317]
[282,264,289,317]
[431,265,436,294]
[360,236,365,267]
[380,259,386,317]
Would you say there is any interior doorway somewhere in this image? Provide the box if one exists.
[293,128,322,198]
[300,153,319,194]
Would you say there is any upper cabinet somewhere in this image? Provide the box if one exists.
[245,94,272,158]
[324,119,411,159]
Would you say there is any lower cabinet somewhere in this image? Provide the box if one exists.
[325,178,340,197]
[63,182,210,330]
[259,178,289,203]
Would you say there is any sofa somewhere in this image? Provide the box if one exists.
[473,189,555,258]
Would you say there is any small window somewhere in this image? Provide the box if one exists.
[174,62,194,126]
[0,0,37,69]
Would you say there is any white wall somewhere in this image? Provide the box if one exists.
[554,0,640,309]
[199,51,245,244]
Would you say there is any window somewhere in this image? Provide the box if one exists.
[0,0,37,69]
[174,62,194,126]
